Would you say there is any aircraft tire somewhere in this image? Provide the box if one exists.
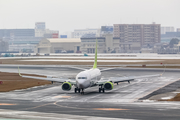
[99,88,101,93]
[102,88,105,93]
[74,88,77,93]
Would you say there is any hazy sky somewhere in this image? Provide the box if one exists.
[0,0,179,34]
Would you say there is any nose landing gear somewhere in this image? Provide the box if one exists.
[81,88,84,95]
[74,88,84,94]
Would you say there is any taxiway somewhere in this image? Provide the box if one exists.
[0,65,180,120]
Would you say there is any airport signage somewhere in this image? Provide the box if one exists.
[52,33,59,38]
[60,35,67,38]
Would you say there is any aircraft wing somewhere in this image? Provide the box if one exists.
[18,67,76,85]
[100,67,123,72]
[96,74,162,85]
[65,66,87,71]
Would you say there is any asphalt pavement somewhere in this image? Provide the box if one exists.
[0,65,180,120]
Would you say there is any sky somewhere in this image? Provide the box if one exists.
[0,0,179,34]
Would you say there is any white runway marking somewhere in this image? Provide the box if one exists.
[0,109,135,120]
[0,76,178,103]
[0,67,180,108]
[19,59,160,62]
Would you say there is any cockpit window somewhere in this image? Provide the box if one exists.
[78,77,87,79]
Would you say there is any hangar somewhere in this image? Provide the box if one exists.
[35,38,81,53]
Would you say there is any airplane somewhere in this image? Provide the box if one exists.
[18,39,163,94]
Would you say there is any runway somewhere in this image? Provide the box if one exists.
[0,65,180,120]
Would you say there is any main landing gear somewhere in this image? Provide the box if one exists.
[74,88,80,93]
[81,89,84,95]
[99,85,105,93]
[74,88,84,94]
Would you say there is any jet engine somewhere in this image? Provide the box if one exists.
[62,82,72,91]
[103,82,113,90]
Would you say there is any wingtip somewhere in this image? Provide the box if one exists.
[18,66,22,76]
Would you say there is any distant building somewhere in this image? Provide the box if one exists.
[0,29,35,38]
[7,36,43,45]
[35,38,81,53]
[0,28,43,52]
[59,32,73,38]
[81,33,96,38]
[35,22,46,30]
[9,44,36,53]
[81,33,145,53]
[35,29,46,37]
[101,26,113,34]
[177,28,180,32]
[0,22,59,53]
[0,39,9,52]
[162,32,180,37]
[35,29,59,38]
[35,22,59,38]
[72,28,100,38]
[161,27,174,34]
[113,23,161,47]
[0,29,37,52]
[81,34,120,53]
[60,35,67,38]
[161,32,180,43]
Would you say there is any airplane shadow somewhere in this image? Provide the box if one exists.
[56,91,116,95]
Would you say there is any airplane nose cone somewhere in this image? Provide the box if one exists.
[77,80,85,88]
[79,84,84,88]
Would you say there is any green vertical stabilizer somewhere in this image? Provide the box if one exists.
[93,38,98,69]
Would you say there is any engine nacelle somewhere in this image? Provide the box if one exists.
[62,82,72,91]
[103,82,113,90]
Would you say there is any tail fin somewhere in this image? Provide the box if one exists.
[93,38,98,69]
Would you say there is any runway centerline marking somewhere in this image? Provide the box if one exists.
[21,103,53,110]
[0,103,16,105]
[52,95,71,98]
[54,101,128,111]
[93,108,128,111]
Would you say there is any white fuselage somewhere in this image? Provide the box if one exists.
[76,68,101,89]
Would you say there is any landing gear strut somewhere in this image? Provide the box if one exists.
[74,88,77,93]
[81,88,84,95]
[99,85,105,93]
[74,88,81,93]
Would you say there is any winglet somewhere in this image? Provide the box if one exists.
[93,38,98,69]
[160,64,166,76]
[18,66,22,76]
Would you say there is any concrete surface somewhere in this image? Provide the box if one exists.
[0,65,180,120]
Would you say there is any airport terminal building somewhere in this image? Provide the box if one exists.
[81,34,120,53]
[36,34,142,54]
[35,38,81,53]
[81,34,141,53]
